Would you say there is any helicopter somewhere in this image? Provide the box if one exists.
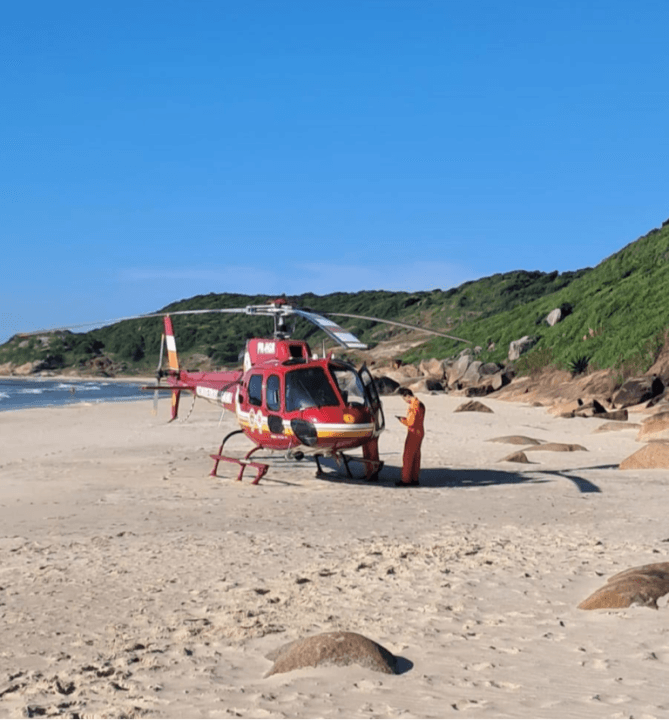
[142,299,469,484]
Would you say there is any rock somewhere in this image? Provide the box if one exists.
[265,631,398,677]
[488,436,542,445]
[479,362,502,376]
[573,399,609,418]
[508,335,539,362]
[636,411,669,441]
[548,400,581,417]
[445,354,474,388]
[460,360,483,387]
[524,443,587,452]
[646,391,669,409]
[407,378,444,394]
[619,441,669,469]
[592,421,640,434]
[385,364,421,381]
[613,376,664,409]
[500,451,531,463]
[454,400,493,413]
[595,409,629,422]
[579,562,669,610]
[13,361,40,376]
[373,376,400,395]
[418,358,445,378]
[545,308,562,327]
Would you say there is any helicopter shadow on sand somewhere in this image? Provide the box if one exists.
[313,454,604,494]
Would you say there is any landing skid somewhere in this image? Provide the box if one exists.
[209,430,269,485]
[209,430,383,485]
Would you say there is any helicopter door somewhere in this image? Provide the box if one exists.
[359,365,385,433]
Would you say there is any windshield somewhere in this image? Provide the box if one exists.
[285,367,339,412]
[330,366,367,406]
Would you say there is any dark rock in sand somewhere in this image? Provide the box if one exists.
[523,442,587,453]
[455,400,493,413]
[488,436,542,445]
[265,631,398,677]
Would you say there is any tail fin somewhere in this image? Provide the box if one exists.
[164,315,180,373]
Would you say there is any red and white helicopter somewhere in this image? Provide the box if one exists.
[143,299,468,484]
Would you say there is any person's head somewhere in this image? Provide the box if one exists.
[398,387,414,403]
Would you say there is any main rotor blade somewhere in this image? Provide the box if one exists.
[325,312,470,344]
[290,309,367,350]
[16,308,252,336]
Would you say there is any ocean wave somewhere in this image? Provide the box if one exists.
[0,392,10,401]
[18,388,43,395]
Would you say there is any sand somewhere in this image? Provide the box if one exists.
[1,392,669,718]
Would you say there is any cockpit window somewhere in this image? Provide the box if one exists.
[330,366,366,406]
[285,367,339,412]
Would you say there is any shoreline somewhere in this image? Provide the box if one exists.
[0,373,155,384]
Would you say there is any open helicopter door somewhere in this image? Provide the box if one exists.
[359,365,385,434]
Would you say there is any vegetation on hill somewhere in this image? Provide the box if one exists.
[402,218,669,378]
[2,217,668,379]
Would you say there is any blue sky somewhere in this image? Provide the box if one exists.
[2,0,669,343]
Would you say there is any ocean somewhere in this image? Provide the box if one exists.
[0,377,148,412]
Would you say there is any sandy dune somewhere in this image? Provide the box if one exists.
[1,392,669,718]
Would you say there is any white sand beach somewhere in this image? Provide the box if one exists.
[1,391,669,718]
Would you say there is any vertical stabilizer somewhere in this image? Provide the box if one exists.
[164,315,180,373]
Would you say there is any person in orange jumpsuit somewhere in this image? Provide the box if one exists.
[396,388,425,486]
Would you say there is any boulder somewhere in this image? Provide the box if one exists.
[636,411,669,441]
[595,409,629,422]
[545,308,562,327]
[418,358,445,379]
[265,631,398,677]
[500,450,531,463]
[460,360,483,386]
[572,399,608,418]
[445,353,474,387]
[373,376,400,395]
[407,378,444,394]
[454,400,493,413]
[488,436,543,445]
[592,421,640,434]
[619,441,669,469]
[508,335,539,362]
[524,442,587,453]
[612,376,664,409]
[479,362,502,376]
[579,562,669,610]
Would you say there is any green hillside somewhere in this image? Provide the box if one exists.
[404,218,669,376]
[2,217,668,378]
